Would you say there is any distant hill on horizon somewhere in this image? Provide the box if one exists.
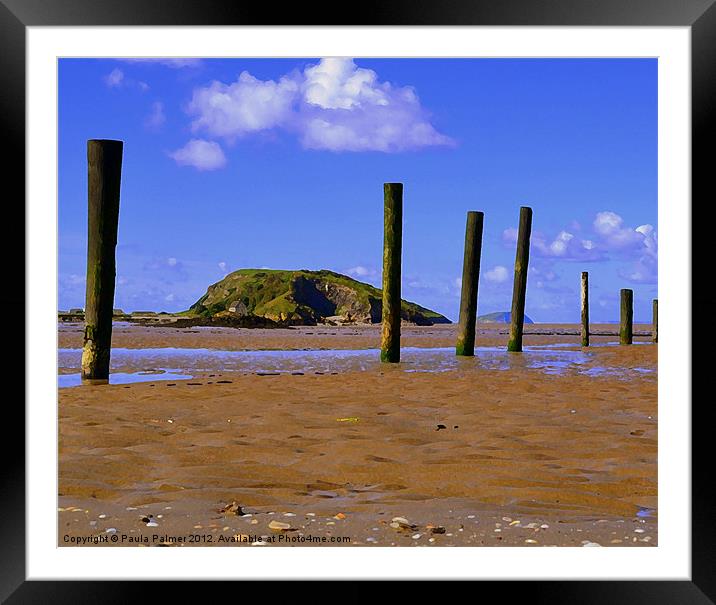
[186,268,451,326]
[477,311,535,324]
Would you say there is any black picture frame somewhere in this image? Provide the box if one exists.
[2,0,711,600]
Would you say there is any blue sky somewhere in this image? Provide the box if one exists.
[59,57,657,322]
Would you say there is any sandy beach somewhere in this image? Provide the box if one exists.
[58,323,657,547]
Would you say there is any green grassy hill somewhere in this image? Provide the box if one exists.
[186,268,451,326]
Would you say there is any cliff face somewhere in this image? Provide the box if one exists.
[187,269,451,326]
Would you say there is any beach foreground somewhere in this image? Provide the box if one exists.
[58,324,656,547]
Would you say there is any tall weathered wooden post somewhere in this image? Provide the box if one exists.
[381,183,403,363]
[652,298,658,343]
[456,211,484,356]
[581,271,590,347]
[619,288,633,345]
[507,206,532,352]
[81,139,123,380]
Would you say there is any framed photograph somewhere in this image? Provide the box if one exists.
[4,0,712,600]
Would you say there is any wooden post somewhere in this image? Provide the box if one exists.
[507,206,532,352]
[619,288,633,345]
[381,183,403,363]
[652,298,658,343]
[456,211,484,356]
[81,139,123,380]
[581,271,589,347]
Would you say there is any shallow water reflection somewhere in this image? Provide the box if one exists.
[58,345,653,386]
[58,369,191,388]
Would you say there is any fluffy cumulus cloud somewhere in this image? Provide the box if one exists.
[502,210,657,284]
[503,226,604,262]
[169,139,227,171]
[187,72,298,139]
[485,265,509,283]
[592,212,657,283]
[173,57,453,165]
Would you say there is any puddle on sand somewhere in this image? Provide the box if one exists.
[581,366,655,378]
[57,346,652,379]
[58,369,191,388]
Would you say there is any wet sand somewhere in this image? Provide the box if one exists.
[58,322,653,351]
[58,324,657,547]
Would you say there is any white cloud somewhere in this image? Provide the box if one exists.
[187,72,298,139]
[218,261,227,272]
[345,265,376,278]
[119,58,203,68]
[183,58,453,154]
[145,101,166,130]
[592,213,657,282]
[530,229,602,261]
[169,139,227,171]
[303,57,390,110]
[548,230,574,256]
[104,68,124,88]
[504,210,657,284]
[485,265,509,283]
[593,211,623,236]
[104,68,150,93]
[619,255,657,283]
[167,257,178,266]
[502,227,518,244]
